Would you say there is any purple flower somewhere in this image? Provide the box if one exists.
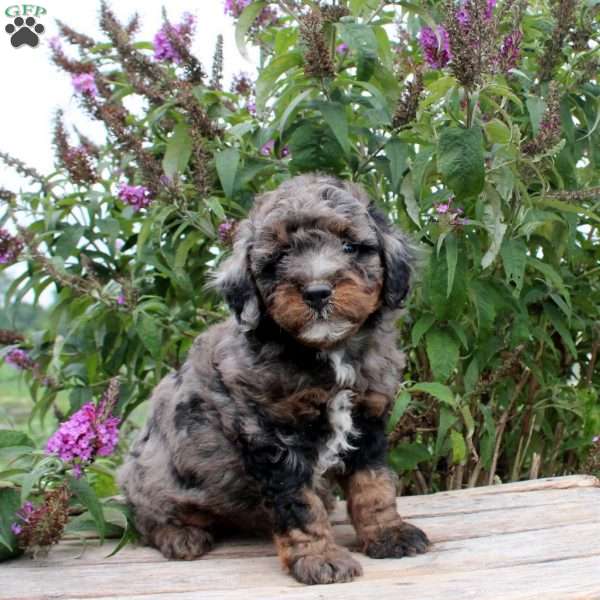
[10,487,70,556]
[231,72,253,96]
[11,500,34,537]
[116,293,126,306]
[46,400,120,476]
[433,197,468,227]
[456,4,470,26]
[224,0,277,26]
[260,139,275,156]
[281,145,290,158]
[224,0,252,18]
[336,43,349,54]
[48,36,62,52]
[71,73,98,97]
[0,229,24,265]
[246,100,256,115]
[217,219,236,245]
[118,183,152,212]
[153,13,196,63]
[4,349,35,371]
[500,30,522,71]
[485,0,497,19]
[419,26,451,69]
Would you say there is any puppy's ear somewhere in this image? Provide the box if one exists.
[213,220,261,331]
[368,203,413,309]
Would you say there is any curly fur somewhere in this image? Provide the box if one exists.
[118,174,429,584]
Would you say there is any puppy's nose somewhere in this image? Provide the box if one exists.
[303,284,332,309]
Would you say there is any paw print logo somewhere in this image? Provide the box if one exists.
[5,16,45,48]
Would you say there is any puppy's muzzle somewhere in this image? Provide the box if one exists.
[303,283,332,311]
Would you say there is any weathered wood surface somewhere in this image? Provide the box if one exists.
[5,475,600,600]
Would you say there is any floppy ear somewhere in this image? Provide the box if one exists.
[213,219,261,331]
[368,203,413,309]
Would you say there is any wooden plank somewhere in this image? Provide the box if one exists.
[9,487,598,569]
[82,556,600,600]
[4,476,599,600]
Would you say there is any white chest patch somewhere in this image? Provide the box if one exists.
[328,350,356,387]
[316,390,357,474]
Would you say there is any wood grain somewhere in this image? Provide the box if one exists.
[4,476,600,600]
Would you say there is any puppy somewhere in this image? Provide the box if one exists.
[118,174,429,585]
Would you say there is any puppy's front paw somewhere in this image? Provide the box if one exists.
[364,522,430,559]
[290,547,363,585]
[154,524,214,560]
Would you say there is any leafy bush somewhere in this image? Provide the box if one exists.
[1,0,599,558]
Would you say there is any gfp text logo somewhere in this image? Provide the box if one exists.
[5,4,46,48]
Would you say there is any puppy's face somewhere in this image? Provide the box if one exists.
[252,216,384,348]
[216,176,412,347]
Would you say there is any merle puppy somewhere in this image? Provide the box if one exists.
[118,174,429,585]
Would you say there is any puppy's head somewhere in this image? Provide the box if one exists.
[215,174,413,347]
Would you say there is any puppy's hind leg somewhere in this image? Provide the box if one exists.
[150,522,214,560]
[135,506,215,561]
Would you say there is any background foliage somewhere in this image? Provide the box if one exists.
[0,0,599,559]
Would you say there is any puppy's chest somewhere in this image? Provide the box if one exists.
[313,350,359,473]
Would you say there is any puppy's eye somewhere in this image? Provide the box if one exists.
[342,241,358,254]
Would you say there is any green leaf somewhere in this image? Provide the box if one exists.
[388,442,430,472]
[424,244,467,320]
[421,75,457,109]
[410,382,457,407]
[337,22,378,80]
[436,407,457,457]
[485,119,511,144]
[315,101,351,155]
[445,233,458,298]
[500,238,527,296]
[215,148,240,199]
[279,88,313,135]
[174,231,201,270]
[256,52,303,112]
[68,475,106,542]
[450,430,467,464]
[162,122,192,179]
[21,458,57,503]
[400,173,420,226]
[386,390,411,433]
[485,83,523,110]
[438,126,485,200]
[0,488,21,560]
[481,191,507,269]
[527,96,546,135]
[235,1,266,60]
[55,225,85,259]
[385,138,408,191]
[411,313,436,347]
[537,198,600,225]
[0,431,34,450]
[426,327,460,382]
[545,302,577,358]
[134,312,162,359]
[461,405,475,438]
[288,121,345,173]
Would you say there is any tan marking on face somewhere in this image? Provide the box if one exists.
[268,283,312,333]
[331,275,382,325]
